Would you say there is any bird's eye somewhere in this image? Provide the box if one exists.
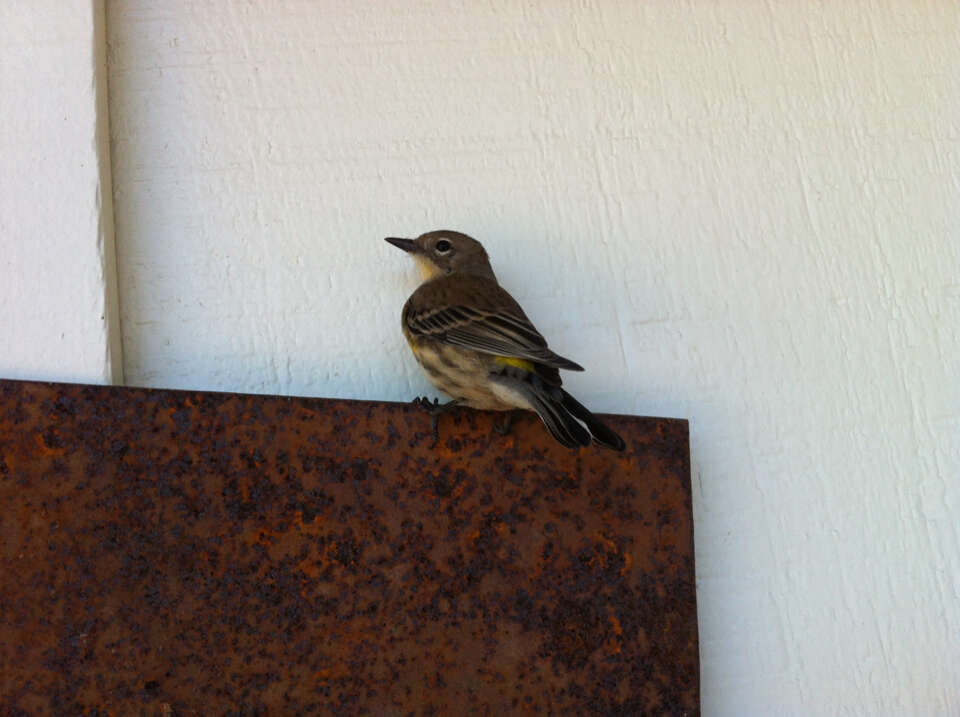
[435,239,452,254]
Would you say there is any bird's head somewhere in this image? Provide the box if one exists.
[385,230,495,281]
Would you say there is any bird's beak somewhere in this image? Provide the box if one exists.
[384,237,417,253]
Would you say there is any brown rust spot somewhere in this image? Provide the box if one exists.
[0,378,698,715]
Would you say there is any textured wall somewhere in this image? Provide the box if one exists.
[1,0,121,384]
[106,2,959,714]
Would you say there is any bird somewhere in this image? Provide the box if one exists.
[385,230,625,451]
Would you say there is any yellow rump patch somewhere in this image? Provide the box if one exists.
[494,356,536,372]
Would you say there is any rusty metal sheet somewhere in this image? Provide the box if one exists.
[0,378,698,715]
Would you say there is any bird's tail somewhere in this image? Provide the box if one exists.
[500,375,626,451]
[559,389,626,452]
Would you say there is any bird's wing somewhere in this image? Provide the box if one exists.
[404,276,584,372]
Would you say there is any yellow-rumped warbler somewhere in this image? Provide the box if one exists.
[385,230,625,451]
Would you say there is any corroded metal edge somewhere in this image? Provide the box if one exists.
[0,379,698,715]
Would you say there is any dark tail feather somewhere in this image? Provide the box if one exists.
[498,376,589,448]
[523,385,592,448]
[498,373,624,451]
[560,390,627,452]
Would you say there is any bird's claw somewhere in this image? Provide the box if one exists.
[412,395,442,413]
[410,396,460,447]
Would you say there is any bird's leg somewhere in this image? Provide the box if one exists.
[411,396,461,446]
[493,410,515,436]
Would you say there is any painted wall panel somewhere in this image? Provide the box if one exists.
[106,2,960,714]
[1,0,120,384]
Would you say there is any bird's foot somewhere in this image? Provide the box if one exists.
[411,396,461,447]
[412,396,441,413]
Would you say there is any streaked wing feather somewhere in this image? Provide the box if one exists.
[404,277,584,371]
[409,303,547,353]
[443,326,533,357]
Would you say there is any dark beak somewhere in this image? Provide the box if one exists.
[384,237,417,253]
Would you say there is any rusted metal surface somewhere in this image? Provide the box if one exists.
[0,378,698,715]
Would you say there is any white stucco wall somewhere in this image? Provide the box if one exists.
[0,0,949,714]
[0,0,121,384]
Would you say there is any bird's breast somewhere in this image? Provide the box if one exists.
[407,340,513,410]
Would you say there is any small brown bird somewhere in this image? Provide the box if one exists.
[385,230,625,451]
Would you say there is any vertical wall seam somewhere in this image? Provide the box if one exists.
[92,0,124,385]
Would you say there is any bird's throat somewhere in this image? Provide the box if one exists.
[412,254,444,282]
